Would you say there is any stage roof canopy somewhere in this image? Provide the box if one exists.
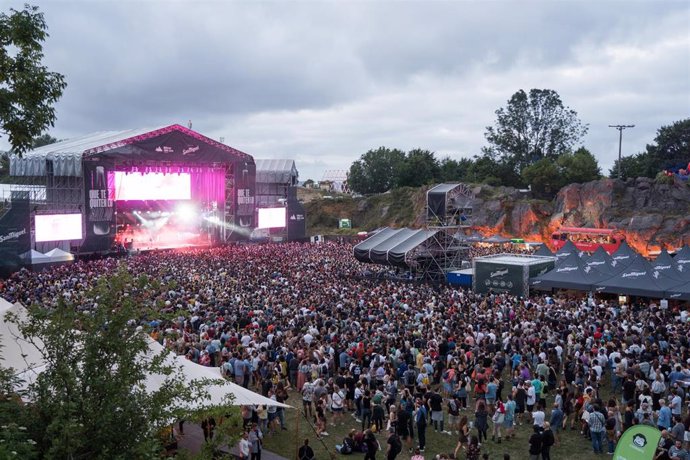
[353,227,439,268]
[10,124,253,177]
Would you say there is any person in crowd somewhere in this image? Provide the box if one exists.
[541,422,555,460]
[475,399,489,445]
[415,398,428,453]
[248,423,263,460]
[528,426,543,460]
[2,241,689,459]
[297,438,314,460]
[238,431,251,459]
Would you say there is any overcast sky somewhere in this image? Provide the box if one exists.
[2,0,689,180]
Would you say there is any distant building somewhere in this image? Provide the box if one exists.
[321,170,349,193]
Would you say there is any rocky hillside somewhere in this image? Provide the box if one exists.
[302,177,690,254]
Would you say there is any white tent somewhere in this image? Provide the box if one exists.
[8,323,289,410]
[0,299,45,374]
[20,250,51,265]
[145,339,290,409]
[43,248,75,263]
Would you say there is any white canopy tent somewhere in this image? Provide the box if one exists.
[43,248,75,263]
[0,298,46,374]
[3,309,288,409]
[144,339,290,409]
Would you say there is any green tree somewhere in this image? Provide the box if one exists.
[521,158,563,198]
[396,148,440,187]
[609,119,690,179]
[13,267,235,459]
[31,133,58,148]
[347,146,405,194]
[484,89,588,174]
[438,157,473,182]
[464,154,523,187]
[0,5,66,154]
[558,147,601,184]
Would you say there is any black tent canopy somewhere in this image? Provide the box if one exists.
[555,240,581,263]
[595,254,667,298]
[665,278,690,301]
[531,252,608,291]
[673,246,690,280]
[534,245,554,257]
[610,240,637,268]
[651,249,684,281]
[584,246,618,276]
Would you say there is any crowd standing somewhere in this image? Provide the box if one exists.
[1,241,690,459]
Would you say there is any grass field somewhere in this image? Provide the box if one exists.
[261,388,613,460]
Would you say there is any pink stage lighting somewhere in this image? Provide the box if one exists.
[111,171,191,201]
[35,214,83,242]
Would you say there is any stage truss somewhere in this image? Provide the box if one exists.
[417,183,475,280]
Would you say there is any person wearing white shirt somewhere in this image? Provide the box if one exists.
[238,431,250,459]
[532,404,546,428]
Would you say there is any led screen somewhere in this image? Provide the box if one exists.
[257,207,286,229]
[35,214,83,242]
[110,171,191,201]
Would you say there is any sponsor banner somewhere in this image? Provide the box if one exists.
[474,262,525,296]
[81,162,115,252]
[613,425,660,460]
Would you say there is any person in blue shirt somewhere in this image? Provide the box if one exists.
[549,402,564,447]
[486,377,498,411]
[415,398,427,452]
[657,398,672,431]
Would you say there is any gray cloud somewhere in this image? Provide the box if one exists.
[1,0,688,180]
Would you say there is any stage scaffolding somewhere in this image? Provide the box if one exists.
[417,183,475,280]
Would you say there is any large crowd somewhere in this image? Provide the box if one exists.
[1,241,690,460]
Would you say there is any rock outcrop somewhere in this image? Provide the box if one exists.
[470,178,690,254]
[303,178,690,254]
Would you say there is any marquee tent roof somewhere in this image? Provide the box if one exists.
[610,240,637,268]
[20,249,51,265]
[353,227,440,268]
[386,229,438,268]
[44,247,75,263]
[0,299,45,374]
[584,246,618,276]
[673,246,690,280]
[145,339,291,410]
[531,252,609,291]
[665,279,690,301]
[534,245,554,257]
[595,254,669,298]
[369,228,418,265]
[353,227,400,262]
[6,312,291,410]
[555,240,581,262]
[651,249,684,281]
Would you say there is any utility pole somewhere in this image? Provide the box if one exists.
[609,124,635,180]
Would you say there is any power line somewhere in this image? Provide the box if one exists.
[609,124,635,180]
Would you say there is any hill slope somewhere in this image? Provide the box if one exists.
[302,177,690,253]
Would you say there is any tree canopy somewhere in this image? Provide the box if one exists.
[1,268,239,459]
[0,5,66,154]
[609,118,690,179]
[484,89,588,175]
